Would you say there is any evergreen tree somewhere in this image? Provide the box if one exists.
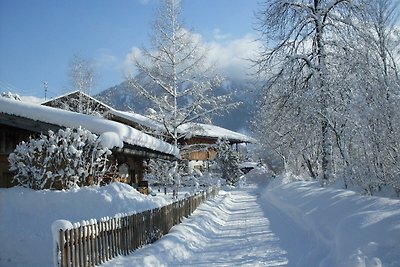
[215,138,242,186]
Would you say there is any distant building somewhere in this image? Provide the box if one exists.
[177,123,256,171]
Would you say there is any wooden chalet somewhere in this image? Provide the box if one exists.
[0,97,179,188]
[176,123,256,171]
[41,91,256,168]
[42,91,163,136]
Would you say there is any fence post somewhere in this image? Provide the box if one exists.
[59,230,66,267]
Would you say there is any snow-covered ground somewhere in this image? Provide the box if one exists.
[262,175,400,267]
[0,183,172,267]
[1,170,400,266]
[102,182,288,267]
[103,170,400,267]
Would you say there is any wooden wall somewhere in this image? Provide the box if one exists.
[182,148,218,161]
[0,125,34,188]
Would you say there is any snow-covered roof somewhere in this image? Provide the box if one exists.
[107,109,165,132]
[178,123,257,143]
[106,112,256,144]
[41,91,255,145]
[0,97,179,158]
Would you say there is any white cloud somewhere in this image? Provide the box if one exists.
[138,0,151,5]
[96,52,119,69]
[123,47,145,77]
[206,33,261,79]
[123,29,262,80]
[212,28,231,41]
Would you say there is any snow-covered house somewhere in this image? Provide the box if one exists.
[0,97,179,188]
[42,91,164,136]
[101,111,257,170]
[41,91,256,168]
[177,123,256,170]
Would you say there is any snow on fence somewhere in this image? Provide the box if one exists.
[54,187,220,267]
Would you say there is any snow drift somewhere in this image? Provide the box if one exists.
[262,179,400,267]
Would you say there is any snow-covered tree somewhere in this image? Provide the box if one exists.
[69,54,97,114]
[126,0,238,147]
[144,158,175,187]
[346,0,400,194]
[214,138,242,186]
[253,0,400,194]
[8,127,116,190]
[254,0,366,185]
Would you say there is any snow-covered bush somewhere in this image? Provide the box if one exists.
[8,127,116,190]
[144,159,180,187]
[214,138,243,186]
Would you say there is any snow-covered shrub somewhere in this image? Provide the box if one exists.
[144,159,178,187]
[214,138,243,186]
[8,127,116,190]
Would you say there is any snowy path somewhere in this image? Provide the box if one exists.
[102,184,288,267]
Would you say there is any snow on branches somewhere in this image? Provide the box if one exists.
[214,138,243,186]
[8,127,116,190]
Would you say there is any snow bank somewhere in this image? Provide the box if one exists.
[262,181,400,267]
[0,183,170,267]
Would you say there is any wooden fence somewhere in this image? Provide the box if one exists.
[56,186,219,267]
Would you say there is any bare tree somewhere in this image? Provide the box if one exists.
[349,0,400,194]
[254,0,358,185]
[69,54,96,114]
[254,0,400,194]
[126,0,238,147]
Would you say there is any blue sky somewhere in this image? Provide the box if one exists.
[0,0,260,99]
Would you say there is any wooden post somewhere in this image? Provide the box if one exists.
[66,230,71,267]
[87,224,92,266]
[78,226,83,267]
[59,229,66,267]
[100,221,105,264]
[104,221,109,261]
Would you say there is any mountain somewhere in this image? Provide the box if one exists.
[96,77,261,134]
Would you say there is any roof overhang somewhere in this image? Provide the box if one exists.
[0,112,61,133]
[0,112,178,160]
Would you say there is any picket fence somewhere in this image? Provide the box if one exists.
[56,187,219,267]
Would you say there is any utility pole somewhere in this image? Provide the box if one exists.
[43,81,48,100]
